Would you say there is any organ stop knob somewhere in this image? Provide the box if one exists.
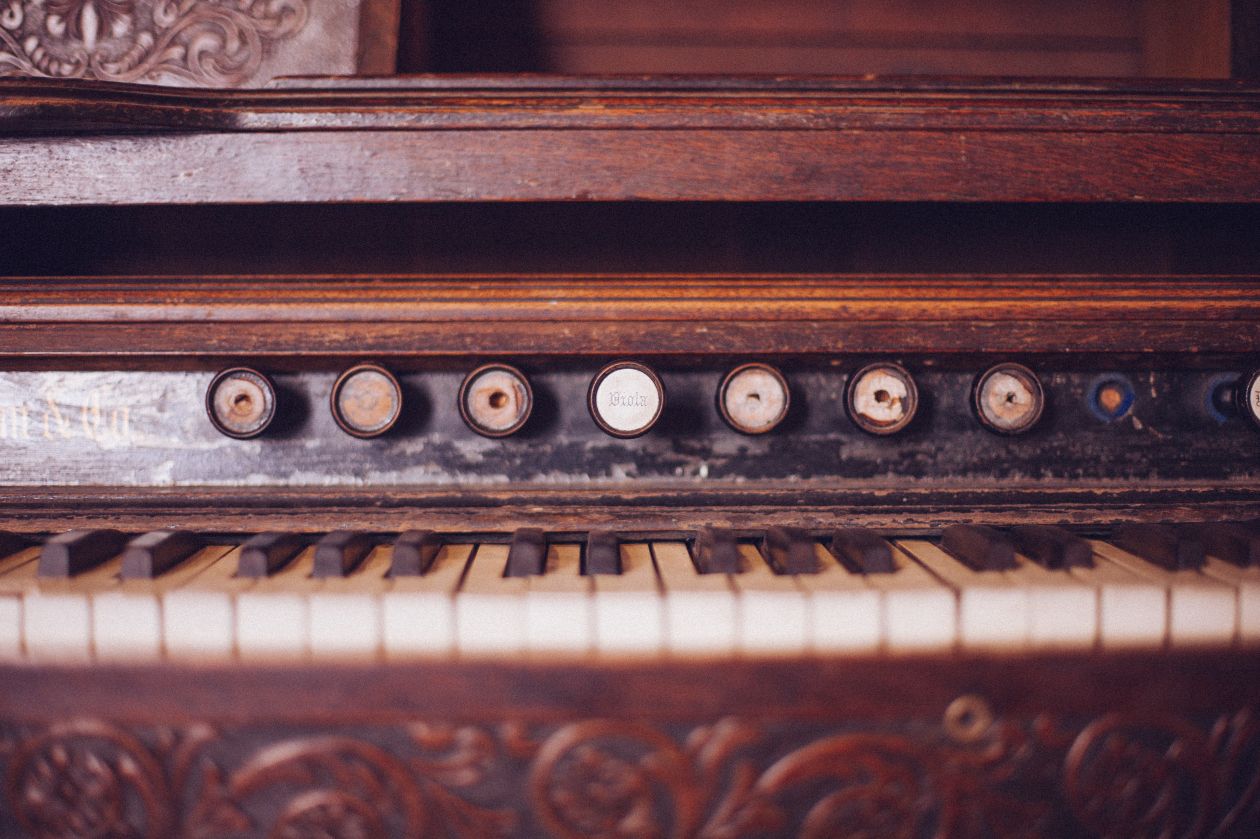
[973,363,1045,434]
[588,361,665,438]
[331,363,402,438]
[719,363,790,434]
[846,362,918,435]
[206,367,277,439]
[459,363,534,437]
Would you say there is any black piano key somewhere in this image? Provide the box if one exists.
[1010,525,1093,570]
[694,526,742,574]
[941,524,1017,572]
[1179,522,1260,568]
[237,531,304,578]
[830,528,894,574]
[761,526,819,574]
[313,530,374,578]
[504,528,547,577]
[121,530,200,579]
[584,530,622,575]
[1114,523,1204,571]
[391,530,442,576]
[0,531,30,559]
[39,529,128,578]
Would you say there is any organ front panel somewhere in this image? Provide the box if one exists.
[1,74,1260,837]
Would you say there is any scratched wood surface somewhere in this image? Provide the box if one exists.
[3,77,1260,205]
[0,483,1256,532]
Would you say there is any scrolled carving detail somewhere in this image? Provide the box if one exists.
[5,719,171,839]
[1,705,1258,838]
[1210,708,1260,835]
[707,734,937,839]
[1064,714,1214,839]
[0,0,308,86]
[185,733,515,839]
[271,789,385,839]
[530,721,704,839]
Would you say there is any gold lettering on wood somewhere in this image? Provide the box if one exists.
[0,385,134,446]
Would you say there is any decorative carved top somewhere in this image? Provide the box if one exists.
[0,0,308,86]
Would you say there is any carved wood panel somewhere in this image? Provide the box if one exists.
[0,0,366,86]
[2,702,1257,837]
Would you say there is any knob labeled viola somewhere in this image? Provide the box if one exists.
[331,363,402,438]
[206,367,276,439]
[973,363,1044,435]
[588,361,665,438]
[459,363,533,437]
[719,363,790,434]
[846,362,917,435]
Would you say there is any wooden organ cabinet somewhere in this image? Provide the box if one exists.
[1,1,1260,837]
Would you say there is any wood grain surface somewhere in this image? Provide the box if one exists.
[3,77,1260,205]
[0,276,1257,356]
[0,482,1254,532]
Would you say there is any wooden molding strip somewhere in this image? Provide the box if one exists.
[0,482,1252,531]
[0,276,1256,356]
[3,78,1260,204]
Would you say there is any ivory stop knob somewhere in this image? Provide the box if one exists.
[588,361,665,438]
[719,363,790,434]
[973,363,1044,435]
[846,362,918,435]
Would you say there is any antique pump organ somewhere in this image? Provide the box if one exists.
[1,1,1260,836]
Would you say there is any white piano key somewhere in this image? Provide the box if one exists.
[592,542,663,654]
[162,546,251,659]
[0,595,18,660]
[1068,546,1165,649]
[1201,557,1260,644]
[23,593,90,661]
[456,544,526,655]
[93,545,233,661]
[524,544,592,653]
[654,541,736,654]
[867,544,956,652]
[898,539,1028,650]
[733,544,808,654]
[1093,539,1236,647]
[308,546,390,657]
[1003,556,1097,648]
[237,547,317,659]
[800,543,880,653]
[0,547,40,660]
[25,557,122,662]
[382,544,471,658]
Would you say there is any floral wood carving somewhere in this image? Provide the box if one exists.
[0,0,308,86]
[2,705,1259,838]
[5,719,172,838]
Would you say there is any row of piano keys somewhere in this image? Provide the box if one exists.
[0,523,1257,662]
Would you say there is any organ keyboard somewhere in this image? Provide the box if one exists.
[3,524,1258,660]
